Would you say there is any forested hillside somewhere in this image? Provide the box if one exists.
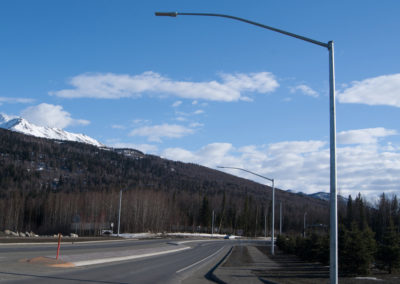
[0,128,330,235]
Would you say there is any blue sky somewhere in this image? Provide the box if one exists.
[1,0,400,199]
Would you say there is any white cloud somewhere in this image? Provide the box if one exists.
[129,123,195,142]
[21,103,89,129]
[337,73,400,107]
[107,140,158,154]
[111,124,126,130]
[193,110,204,115]
[338,128,397,144]
[132,119,150,125]
[268,140,326,155]
[0,97,34,105]
[161,130,400,198]
[189,122,204,128]
[290,84,318,98]
[163,143,239,168]
[50,71,279,102]
[172,101,182,107]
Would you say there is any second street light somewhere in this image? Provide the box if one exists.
[218,166,275,255]
[155,11,338,284]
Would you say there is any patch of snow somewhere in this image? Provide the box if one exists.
[111,233,161,239]
[167,232,238,239]
[111,232,239,239]
[355,277,382,281]
[0,114,103,147]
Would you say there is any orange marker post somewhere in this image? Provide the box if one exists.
[56,233,62,260]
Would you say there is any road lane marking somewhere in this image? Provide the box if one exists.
[64,246,191,267]
[176,246,225,274]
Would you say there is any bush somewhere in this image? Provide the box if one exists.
[276,233,328,264]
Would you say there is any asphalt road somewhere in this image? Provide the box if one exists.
[0,238,170,254]
[0,238,241,283]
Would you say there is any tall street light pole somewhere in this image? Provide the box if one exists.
[117,189,122,237]
[155,12,338,283]
[280,202,283,235]
[304,212,308,238]
[217,166,275,255]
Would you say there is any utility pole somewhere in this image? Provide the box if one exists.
[211,210,214,236]
[264,208,267,238]
[280,202,282,234]
[117,189,122,237]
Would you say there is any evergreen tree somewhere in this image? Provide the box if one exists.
[346,195,353,229]
[339,223,376,275]
[218,191,226,233]
[390,196,400,233]
[377,220,400,274]
[354,193,367,230]
[376,193,390,242]
[199,196,211,228]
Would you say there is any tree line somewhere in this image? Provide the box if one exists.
[277,193,400,275]
[0,129,329,236]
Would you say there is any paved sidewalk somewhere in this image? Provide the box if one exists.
[213,245,271,284]
[211,245,333,283]
[210,246,399,284]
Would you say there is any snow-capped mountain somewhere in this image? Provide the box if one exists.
[0,114,103,147]
[287,189,348,203]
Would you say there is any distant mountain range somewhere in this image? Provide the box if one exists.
[0,126,331,235]
[287,189,348,203]
[0,113,342,201]
[0,114,103,147]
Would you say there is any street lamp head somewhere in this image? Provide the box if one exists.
[155,11,178,17]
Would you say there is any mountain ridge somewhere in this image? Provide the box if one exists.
[0,114,103,147]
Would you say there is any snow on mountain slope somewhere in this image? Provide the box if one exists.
[0,114,103,147]
[287,189,348,203]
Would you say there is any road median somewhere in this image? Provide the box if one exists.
[24,243,191,268]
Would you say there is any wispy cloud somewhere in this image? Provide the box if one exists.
[189,122,204,128]
[0,97,34,105]
[172,101,182,107]
[338,128,397,144]
[289,84,318,98]
[21,103,89,129]
[338,73,400,107]
[129,123,195,142]
[50,71,279,102]
[111,124,126,130]
[106,140,158,154]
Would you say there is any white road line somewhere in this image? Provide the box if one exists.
[72,246,190,267]
[176,246,225,274]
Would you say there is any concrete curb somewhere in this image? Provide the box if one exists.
[205,246,233,284]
